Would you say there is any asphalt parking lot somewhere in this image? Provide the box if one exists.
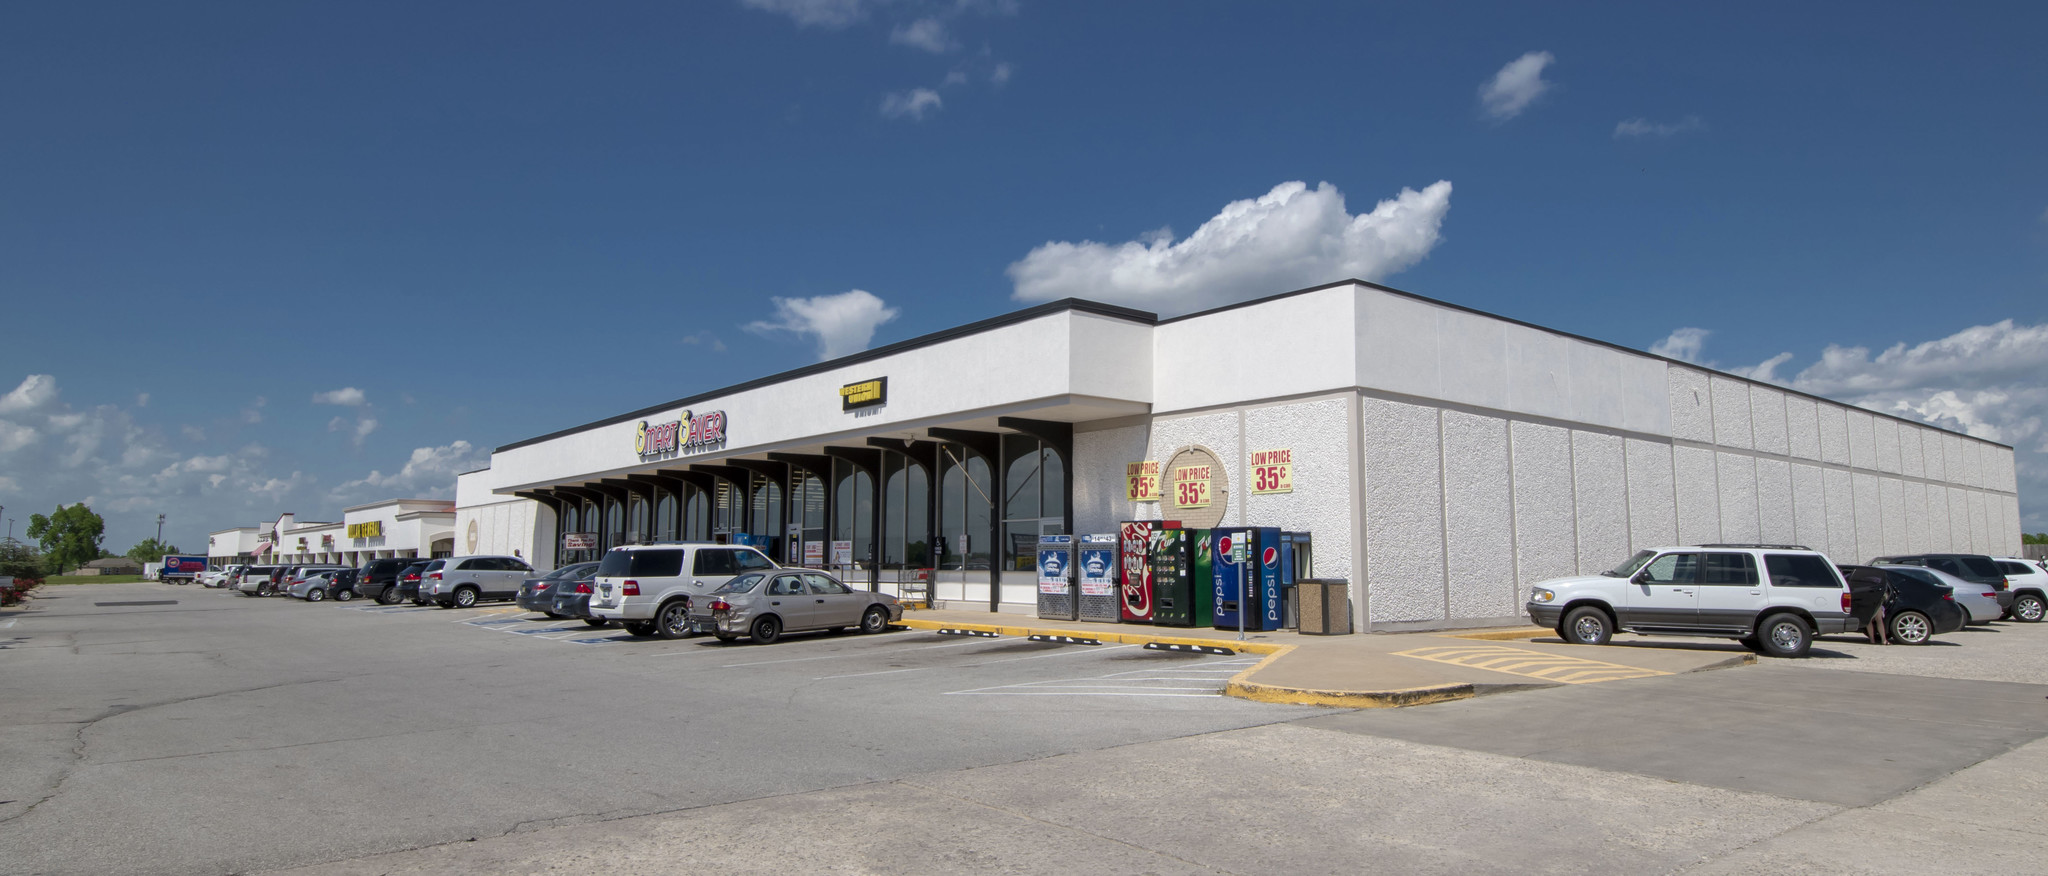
[6,582,2048,876]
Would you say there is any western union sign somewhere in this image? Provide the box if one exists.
[841,377,887,411]
[346,521,383,539]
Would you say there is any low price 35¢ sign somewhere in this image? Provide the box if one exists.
[1126,461,1160,502]
[1250,448,1293,494]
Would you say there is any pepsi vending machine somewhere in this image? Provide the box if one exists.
[1035,535,1076,621]
[1076,534,1120,622]
[1211,530,1255,630]
[1214,528,1289,632]
[1118,520,1177,624]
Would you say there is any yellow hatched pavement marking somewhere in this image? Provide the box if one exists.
[1394,644,1670,684]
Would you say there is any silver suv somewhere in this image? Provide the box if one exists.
[1526,544,1856,658]
[424,555,537,608]
[589,543,779,638]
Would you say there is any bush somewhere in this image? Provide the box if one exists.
[1,576,41,605]
[0,541,49,581]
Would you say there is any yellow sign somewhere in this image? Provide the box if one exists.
[1125,461,1161,501]
[346,521,384,539]
[840,377,888,410]
[1172,465,1212,509]
[1249,448,1294,494]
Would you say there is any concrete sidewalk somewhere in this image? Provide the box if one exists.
[897,608,1756,707]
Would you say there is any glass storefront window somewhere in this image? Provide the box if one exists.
[628,496,649,544]
[656,492,676,541]
[999,435,1065,571]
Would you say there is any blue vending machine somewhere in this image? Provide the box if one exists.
[1255,528,1285,632]
[1214,528,1288,632]
[1210,529,1253,631]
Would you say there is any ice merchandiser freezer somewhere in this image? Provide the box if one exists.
[1077,534,1120,622]
[1150,528,1195,627]
[1035,535,1076,621]
[1119,520,1177,624]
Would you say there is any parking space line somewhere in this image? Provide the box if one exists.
[960,643,1140,666]
[815,667,928,680]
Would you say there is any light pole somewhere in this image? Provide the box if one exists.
[156,513,166,545]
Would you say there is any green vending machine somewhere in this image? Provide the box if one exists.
[1149,529,1194,627]
[1189,529,1216,628]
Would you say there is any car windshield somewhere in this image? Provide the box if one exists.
[712,572,767,595]
[1605,550,1656,577]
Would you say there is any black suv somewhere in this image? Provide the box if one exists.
[357,557,420,605]
[1868,553,2014,617]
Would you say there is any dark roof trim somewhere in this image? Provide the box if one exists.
[494,298,1156,453]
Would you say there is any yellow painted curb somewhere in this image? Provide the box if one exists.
[1225,679,1476,708]
[895,617,1285,653]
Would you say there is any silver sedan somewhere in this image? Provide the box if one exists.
[1878,565,2002,624]
[688,570,900,644]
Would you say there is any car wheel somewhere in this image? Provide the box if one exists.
[1738,635,1762,652]
[1890,610,1933,645]
[860,606,889,634]
[582,618,608,628]
[715,631,739,642]
[336,588,355,602]
[306,588,325,603]
[545,612,567,620]
[623,621,656,637]
[1561,606,1612,646]
[453,587,479,609]
[2013,593,2046,624]
[377,588,400,606]
[1756,613,1812,658]
[751,615,782,645]
[656,601,693,640]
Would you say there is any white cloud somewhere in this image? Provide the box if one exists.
[0,374,58,414]
[746,289,901,360]
[681,331,729,352]
[1479,51,1555,121]
[182,424,206,441]
[353,418,379,446]
[312,387,367,406]
[0,420,37,453]
[742,0,868,28]
[1649,327,1710,363]
[942,70,969,87]
[1615,115,1705,138]
[990,61,1012,85]
[334,440,489,498]
[890,17,954,52]
[881,87,943,120]
[136,393,150,407]
[1008,179,1453,316]
[242,396,266,424]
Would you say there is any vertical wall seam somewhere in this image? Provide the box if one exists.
[1438,408,1451,621]
[1237,409,1248,526]
[1568,428,1583,574]
[1620,433,1634,551]
[1506,420,1521,605]
[1349,390,1369,631]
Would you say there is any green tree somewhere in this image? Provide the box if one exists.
[124,538,180,565]
[2025,533,2047,545]
[25,504,107,574]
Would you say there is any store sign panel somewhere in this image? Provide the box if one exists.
[1172,465,1212,509]
[636,409,728,461]
[1125,461,1160,501]
[840,377,887,411]
[346,521,383,539]
[1249,448,1294,494]
[562,533,599,551]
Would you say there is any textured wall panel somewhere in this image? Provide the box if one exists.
[1922,429,1947,482]
[1716,453,1761,544]
[1942,435,1969,491]
[1845,410,1877,472]
[1572,431,1629,575]
[1626,439,1677,550]
[1148,411,1243,524]
[1363,398,1445,623]
[1899,426,1924,478]
[1785,395,1822,461]
[1244,399,1354,584]
[1996,446,2018,492]
[1872,419,1902,474]
[1903,482,1929,554]
[1961,439,1986,490]
[1823,469,1857,562]
[1674,446,1722,545]
[1818,404,1850,465]
[2002,496,2022,556]
[1946,487,1971,554]
[1710,376,1755,450]
[1969,491,1991,555]
[1756,458,1795,544]
[1750,386,1790,456]
[1927,484,1952,553]
[1073,424,1153,537]
[1790,463,1828,552]
[1441,410,1515,619]
[1667,367,1714,443]
[1511,421,1579,589]
[1852,473,1883,562]
[1878,478,1906,557]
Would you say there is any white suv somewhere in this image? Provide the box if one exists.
[1525,544,1856,658]
[424,555,536,608]
[1993,558,2048,623]
[589,543,779,639]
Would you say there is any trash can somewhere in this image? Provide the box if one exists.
[1296,579,1352,635]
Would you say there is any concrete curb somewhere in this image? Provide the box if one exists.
[894,617,1286,653]
[1447,627,1553,641]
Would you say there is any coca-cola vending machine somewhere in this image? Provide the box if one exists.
[1118,520,1177,624]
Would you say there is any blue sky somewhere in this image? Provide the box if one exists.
[2,0,2045,552]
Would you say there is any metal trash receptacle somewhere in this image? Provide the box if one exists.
[1296,578,1352,635]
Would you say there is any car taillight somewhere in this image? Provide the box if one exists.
[709,600,731,611]
[428,571,442,580]
[575,582,591,594]
[1982,592,1998,598]
[622,580,640,596]
[1942,592,1954,601]
[1841,592,1852,612]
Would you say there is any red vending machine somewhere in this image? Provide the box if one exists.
[1118,520,1177,624]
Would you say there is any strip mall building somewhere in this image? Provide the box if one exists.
[454,281,2024,630]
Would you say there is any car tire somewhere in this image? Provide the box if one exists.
[452,587,479,609]
[751,615,782,645]
[545,612,567,620]
[1756,613,1812,658]
[377,588,400,606]
[1890,610,1933,645]
[1561,606,1612,646]
[582,618,608,628]
[715,631,738,642]
[860,606,889,634]
[623,621,656,637]
[656,601,692,640]
[2012,593,2046,624]
[1738,635,1762,652]
[306,588,325,603]
[336,588,355,602]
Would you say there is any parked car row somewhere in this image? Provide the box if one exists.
[196,542,905,646]
[1529,545,2048,657]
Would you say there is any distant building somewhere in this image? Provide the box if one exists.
[79,557,143,576]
